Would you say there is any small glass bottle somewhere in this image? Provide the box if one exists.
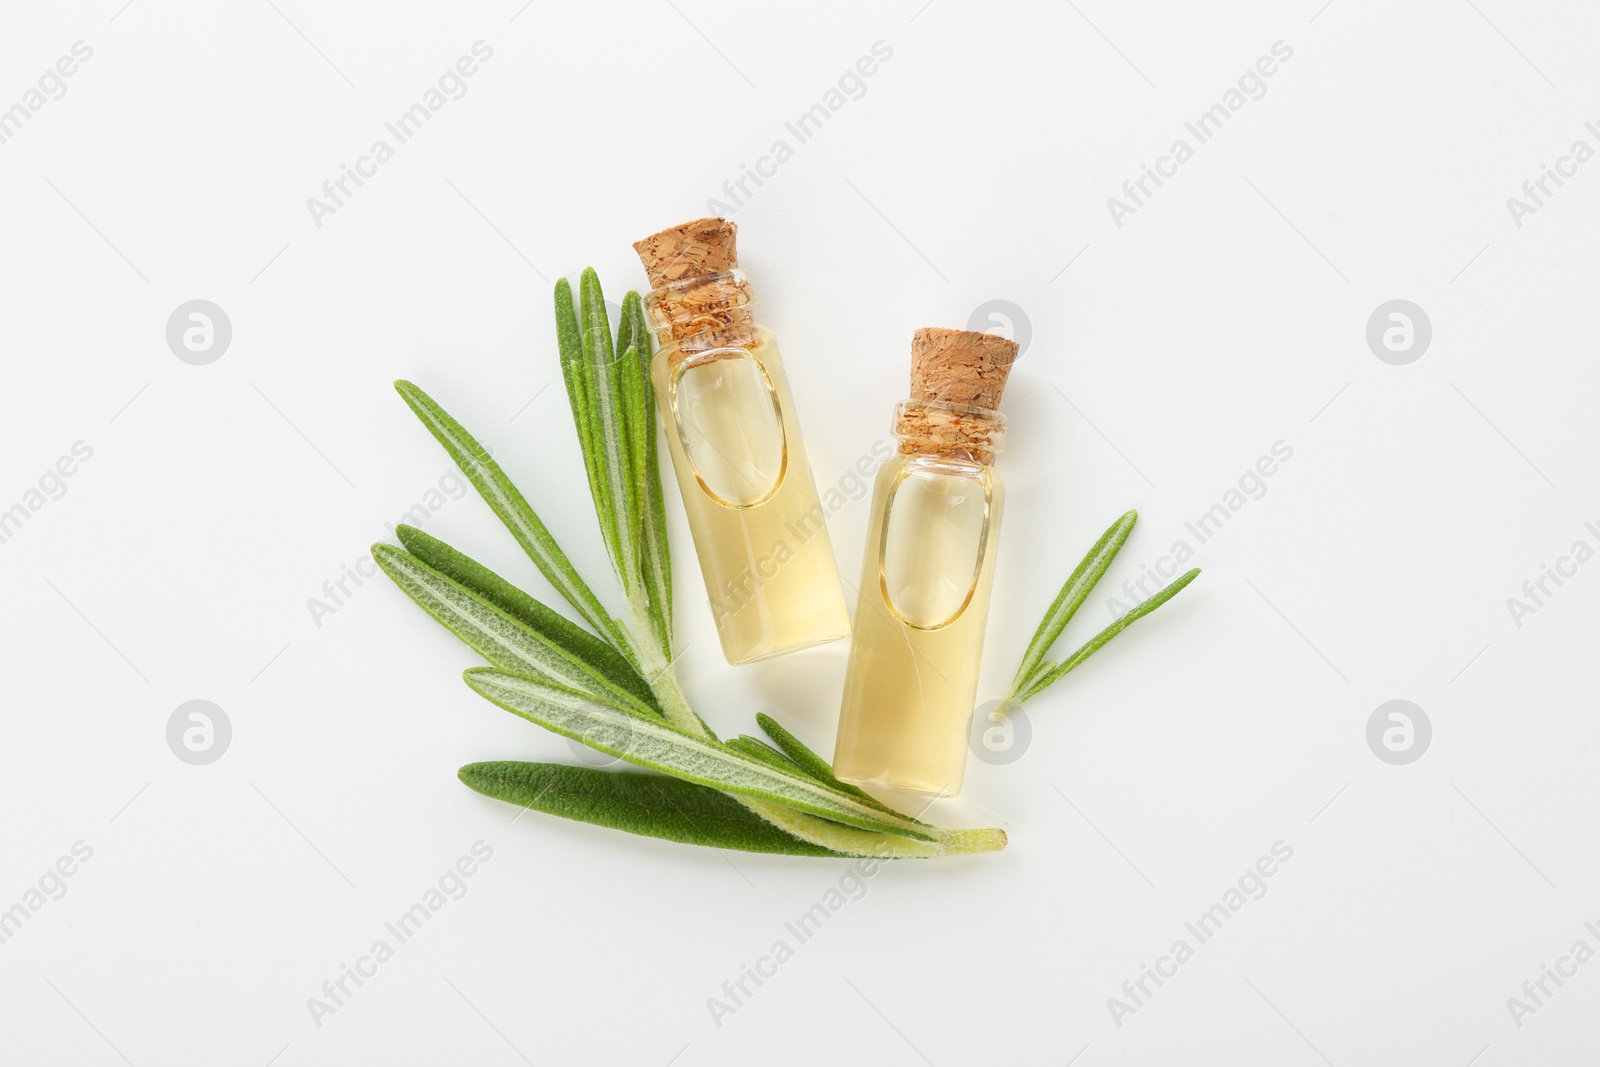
[635,217,851,665]
[833,327,1021,797]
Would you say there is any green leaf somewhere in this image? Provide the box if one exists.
[742,801,1006,859]
[613,292,650,402]
[556,279,607,557]
[626,292,674,653]
[373,544,659,720]
[393,524,659,713]
[1012,510,1137,695]
[393,380,632,657]
[1018,567,1201,702]
[755,713,915,819]
[614,295,649,513]
[725,735,810,775]
[725,733,942,834]
[726,734,793,765]
[620,341,671,658]
[459,762,841,857]
[676,714,1000,859]
[464,668,938,841]
[577,269,643,604]
[619,348,649,546]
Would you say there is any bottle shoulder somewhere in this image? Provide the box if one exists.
[881,452,1001,483]
[653,325,778,367]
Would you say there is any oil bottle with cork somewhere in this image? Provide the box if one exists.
[634,218,851,665]
[832,327,1021,797]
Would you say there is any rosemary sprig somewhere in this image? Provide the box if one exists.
[375,267,1196,860]
[1001,510,1199,709]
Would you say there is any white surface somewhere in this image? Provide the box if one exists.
[2,1,1597,1063]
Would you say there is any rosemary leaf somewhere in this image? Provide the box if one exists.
[619,347,649,549]
[374,545,659,720]
[725,735,809,775]
[555,279,608,558]
[1018,567,1201,702]
[614,293,649,530]
[393,380,632,657]
[743,802,1006,859]
[393,524,659,713]
[754,712,849,782]
[459,762,841,857]
[623,347,670,656]
[727,734,928,828]
[1012,510,1136,694]
[623,291,674,651]
[576,356,626,575]
[578,269,643,604]
[464,668,939,841]
[615,693,994,858]
[755,713,913,819]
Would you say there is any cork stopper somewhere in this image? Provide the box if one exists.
[909,327,1020,409]
[897,327,1020,464]
[634,217,756,354]
[632,217,740,288]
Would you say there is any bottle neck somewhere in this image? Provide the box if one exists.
[892,399,1007,467]
[642,269,759,357]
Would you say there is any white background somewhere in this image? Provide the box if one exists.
[2,1,1597,1064]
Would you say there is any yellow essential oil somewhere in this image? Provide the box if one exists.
[637,219,850,664]
[833,328,1021,797]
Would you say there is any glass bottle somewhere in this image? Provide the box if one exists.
[635,217,850,665]
[833,327,1021,797]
